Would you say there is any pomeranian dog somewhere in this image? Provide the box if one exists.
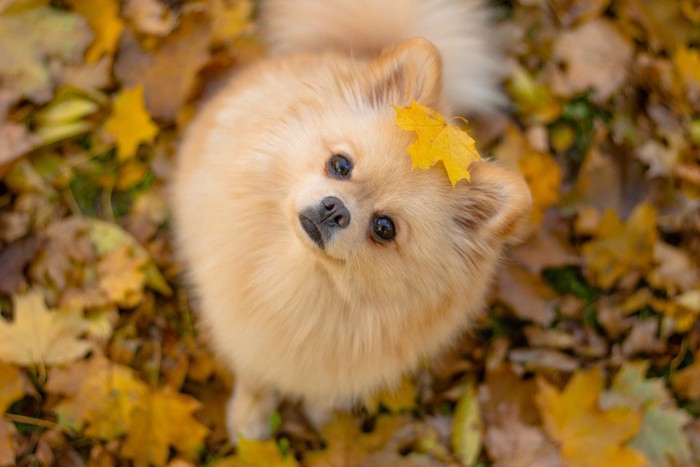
[172,0,531,441]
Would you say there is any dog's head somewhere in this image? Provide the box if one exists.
[278,39,531,304]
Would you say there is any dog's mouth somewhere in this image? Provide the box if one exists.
[298,214,325,250]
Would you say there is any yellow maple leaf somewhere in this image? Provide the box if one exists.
[582,203,658,290]
[48,357,149,440]
[0,291,91,366]
[536,368,646,467]
[88,219,172,296]
[104,86,159,160]
[518,150,563,224]
[394,100,481,187]
[493,126,562,225]
[97,244,147,308]
[213,438,300,467]
[121,387,209,465]
[304,412,410,466]
[67,0,124,63]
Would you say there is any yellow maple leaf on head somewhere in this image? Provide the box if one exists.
[536,368,646,467]
[67,0,124,63]
[104,86,159,160]
[394,100,481,187]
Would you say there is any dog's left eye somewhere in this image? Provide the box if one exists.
[327,154,352,179]
[371,215,396,242]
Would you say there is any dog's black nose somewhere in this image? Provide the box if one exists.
[321,196,351,228]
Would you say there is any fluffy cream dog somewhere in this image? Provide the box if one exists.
[172,0,531,440]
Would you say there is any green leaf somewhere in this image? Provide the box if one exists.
[608,362,692,466]
[629,406,691,466]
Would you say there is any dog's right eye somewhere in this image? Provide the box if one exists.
[327,154,352,180]
[371,215,396,242]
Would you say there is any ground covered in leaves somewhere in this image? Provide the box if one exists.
[1,0,700,466]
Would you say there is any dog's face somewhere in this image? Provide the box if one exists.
[290,113,445,262]
[276,39,532,305]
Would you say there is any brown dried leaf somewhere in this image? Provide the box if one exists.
[123,0,177,36]
[0,92,39,177]
[572,147,623,213]
[115,11,211,120]
[510,230,578,275]
[509,348,579,373]
[648,242,700,294]
[637,137,683,179]
[30,218,95,292]
[524,326,576,350]
[62,56,112,90]
[484,406,560,467]
[552,19,634,102]
[672,351,700,400]
[479,365,540,427]
[549,0,611,27]
[621,319,666,357]
[0,236,39,295]
[496,263,556,326]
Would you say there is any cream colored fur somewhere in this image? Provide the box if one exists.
[172,0,531,441]
[261,0,505,112]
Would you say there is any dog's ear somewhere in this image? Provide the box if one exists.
[452,161,532,247]
[368,38,443,108]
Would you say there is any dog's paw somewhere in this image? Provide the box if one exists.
[226,382,278,443]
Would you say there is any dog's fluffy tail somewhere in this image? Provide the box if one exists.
[260,0,504,113]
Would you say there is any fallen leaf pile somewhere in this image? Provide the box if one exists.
[1,0,699,465]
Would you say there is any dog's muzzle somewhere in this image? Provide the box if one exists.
[298,196,351,249]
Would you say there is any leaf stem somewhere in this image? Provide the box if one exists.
[5,413,59,429]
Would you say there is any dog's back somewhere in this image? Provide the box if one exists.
[261,0,504,112]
